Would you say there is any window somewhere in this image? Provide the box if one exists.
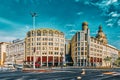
[49,51,53,55]
[54,52,58,55]
[49,42,53,45]
[42,42,47,45]
[78,43,80,46]
[78,32,80,41]
[81,47,84,50]
[49,47,53,50]
[43,30,47,36]
[42,47,47,50]
[81,42,84,46]
[27,31,31,37]
[54,47,59,50]
[55,31,59,37]
[49,38,53,41]
[49,30,53,36]
[32,38,34,41]
[37,30,41,36]
[78,47,80,51]
[55,43,59,46]
[81,52,84,55]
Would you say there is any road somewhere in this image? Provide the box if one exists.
[0,68,120,80]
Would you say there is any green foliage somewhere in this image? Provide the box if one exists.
[104,56,112,61]
[114,57,120,66]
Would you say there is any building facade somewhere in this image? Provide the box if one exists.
[71,22,119,67]
[5,39,24,66]
[25,28,65,67]
[71,22,90,66]
[65,40,73,66]
[0,42,9,66]
[102,44,118,67]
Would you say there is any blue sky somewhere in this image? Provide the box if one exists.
[0,0,120,49]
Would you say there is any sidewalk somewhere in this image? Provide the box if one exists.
[22,68,53,72]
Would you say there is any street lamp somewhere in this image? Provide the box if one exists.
[60,53,63,69]
[31,12,37,69]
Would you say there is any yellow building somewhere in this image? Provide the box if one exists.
[25,28,65,67]
[0,42,9,66]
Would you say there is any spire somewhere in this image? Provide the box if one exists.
[96,25,107,44]
[98,25,103,32]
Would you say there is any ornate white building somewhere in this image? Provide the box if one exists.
[71,22,119,67]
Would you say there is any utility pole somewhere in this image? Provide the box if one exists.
[31,12,37,69]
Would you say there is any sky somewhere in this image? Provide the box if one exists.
[0,0,120,49]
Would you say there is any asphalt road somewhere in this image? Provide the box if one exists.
[0,68,120,80]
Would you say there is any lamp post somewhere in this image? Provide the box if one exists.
[31,12,37,69]
[60,53,63,69]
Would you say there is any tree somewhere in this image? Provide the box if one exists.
[114,57,120,67]
[104,56,112,67]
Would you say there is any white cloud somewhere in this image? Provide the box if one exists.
[0,17,24,28]
[0,31,17,42]
[0,36,16,42]
[117,20,120,26]
[75,0,80,2]
[0,24,29,42]
[112,0,118,3]
[65,24,75,27]
[112,13,120,17]
[91,0,118,13]
[77,12,84,15]
[84,1,90,5]
[105,19,112,23]
[109,12,120,17]
[107,23,113,27]
[0,17,15,26]
[101,0,118,6]
[69,30,77,33]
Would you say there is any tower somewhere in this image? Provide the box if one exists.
[82,22,88,32]
[96,25,107,44]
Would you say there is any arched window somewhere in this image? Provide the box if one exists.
[32,31,34,36]
[43,30,47,36]
[49,30,53,36]
[37,30,41,36]
[55,31,59,37]
[27,31,31,37]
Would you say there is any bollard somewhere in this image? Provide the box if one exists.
[77,76,82,80]
[81,69,85,75]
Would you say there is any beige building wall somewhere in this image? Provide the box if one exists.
[71,22,119,67]
[25,28,65,67]
[5,39,24,66]
[0,42,9,66]
[89,37,103,67]
[71,30,89,66]
[102,44,119,67]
